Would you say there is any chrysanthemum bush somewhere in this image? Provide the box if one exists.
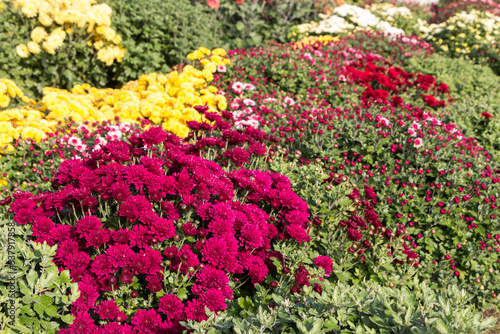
[211,33,500,309]
[0,0,125,96]
[5,106,494,333]
[1,29,499,333]
[5,120,324,332]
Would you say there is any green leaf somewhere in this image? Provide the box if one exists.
[335,271,352,283]
[176,288,188,300]
[26,269,37,289]
[236,22,246,32]
[61,314,75,324]
[34,302,44,316]
[434,319,449,334]
[44,305,58,317]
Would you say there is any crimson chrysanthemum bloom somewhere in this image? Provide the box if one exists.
[182,221,198,236]
[285,210,309,228]
[247,256,269,284]
[200,288,227,313]
[294,264,311,287]
[195,265,232,297]
[129,224,153,248]
[164,246,178,259]
[160,201,180,221]
[202,237,238,272]
[86,229,110,248]
[110,181,131,202]
[75,215,102,237]
[314,255,333,277]
[185,299,209,322]
[240,223,264,250]
[66,311,98,333]
[110,228,130,245]
[223,147,250,165]
[286,224,310,243]
[146,276,163,293]
[106,244,135,268]
[96,299,120,320]
[482,112,494,119]
[64,251,91,281]
[131,309,163,332]
[131,248,163,276]
[91,254,114,277]
[31,216,55,238]
[151,217,176,241]
[158,294,184,321]
[141,126,167,146]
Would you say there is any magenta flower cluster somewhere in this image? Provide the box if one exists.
[9,125,310,333]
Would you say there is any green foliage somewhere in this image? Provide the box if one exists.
[214,0,320,49]
[0,219,79,333]
[103,0,222,86]
[183,281,496,333]
[0,2,117,99]
[405,54,500,159]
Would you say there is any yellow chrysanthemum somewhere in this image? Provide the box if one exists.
[16,44,29,58]
[31,26,48,43]
[0,47,230,150]
[27,41,41,54]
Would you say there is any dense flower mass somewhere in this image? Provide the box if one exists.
[0,47,230,151]
[210,33,499,303]
[296,4,406,36]
[9,124,310,332]
[2,3,500,332]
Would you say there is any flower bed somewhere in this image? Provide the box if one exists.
[0,4,499,334]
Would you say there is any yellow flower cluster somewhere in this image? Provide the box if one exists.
[416,10,500,56]
[186,47,230,82]
[0,48,230,151]
[293,35,339,49]
[0,79,36,109]
[0,108,57,152]
[11,0,125,65]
